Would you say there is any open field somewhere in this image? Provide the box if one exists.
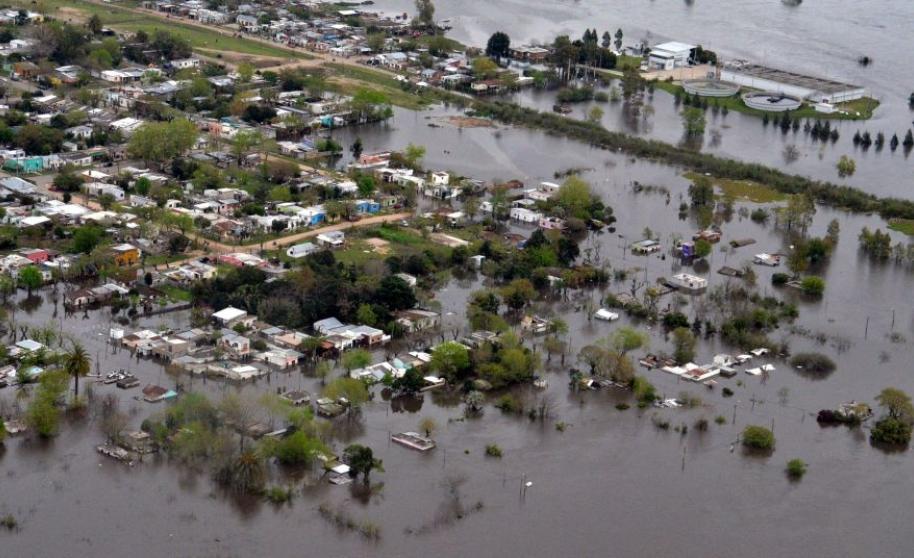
[684,171,789,204]
[18,0,311,60]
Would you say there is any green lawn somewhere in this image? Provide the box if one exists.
[158,284,193,303]
[18,0,310,60]
[888,219,914,236]
[653,80,879,121]
[684,171,788,204]
[323,63,432,110]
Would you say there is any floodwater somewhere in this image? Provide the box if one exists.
[375,0,914,198]
[8,1,914,547]
[3,101,914,556]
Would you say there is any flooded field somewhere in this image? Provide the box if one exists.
[3,96,914,556]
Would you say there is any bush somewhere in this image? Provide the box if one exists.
[615,402,630,411]
[722,387,734,397]
[485,443,503,458]
[494,394,523,414]
[714,415,727,425]
[771,273,790,286]
[789,353,836,374]
[265,486,293,504]
[741,425,775,450]
[870,417,912,446]
[816,409,860,426]
[786,458,807,479]
[800,276,826,296]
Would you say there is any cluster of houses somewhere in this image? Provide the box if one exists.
[114,302,441,385]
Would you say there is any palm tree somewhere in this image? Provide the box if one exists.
[64,341,91,398]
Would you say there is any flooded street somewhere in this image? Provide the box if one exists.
[3,100,914,555]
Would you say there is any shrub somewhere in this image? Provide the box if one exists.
[870,417,912,446]
[694,417,709,431]
[494,394,523,414]
[722,387,734,397]
[632,376,656,403]
[485,443,503,458]
[771,273,790,286]
[714,415,727,425]
[786,458,807,479]
[265,486,294,504]
[742,425,775,450]
[615,402,630,411]
[800,276,826,296]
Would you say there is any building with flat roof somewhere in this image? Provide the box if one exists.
[721,61,865,103]
[648,41,695,70]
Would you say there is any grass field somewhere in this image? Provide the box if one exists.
[18,0,310,60]
[888,219,914,236]
[684,171,788,204]
[323,63,433,110]
[653,80,879,121]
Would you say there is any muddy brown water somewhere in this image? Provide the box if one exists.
[4,104,914,556]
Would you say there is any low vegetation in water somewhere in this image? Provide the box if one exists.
[789,353,837,375]
[786,458,808,480]
[742,425,775,451]
[684,172,788,204]
[485,444,503,458]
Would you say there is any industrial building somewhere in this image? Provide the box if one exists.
[720,61,865,103]
[648,42,696,70]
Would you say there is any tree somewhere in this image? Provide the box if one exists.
[341,348,372,372]
[610,327,649,355]
[429,341,471,381]
[72,225,103,254]
[876,387,914,421]
[27,370,68,438]
[485,31,511,60]
[403,143,426,170]
[351,137,364,160]
[742,425,775,450]
[87,14,103,35]
[18,266,42,295]
[681,107,706,137]
[323,377,369,412]
[471,57,499,79]
[671,327,696,364]
[237,62,255,83]
[366,33,385,53]
[127,119,197,167]
[499,278,536,313]
[418,416,438,438]
[217,451,266,494]
[614,28,624,52]
[694,239,712,258]
[344,444,383,483]
[556,175,594,219]
[414,0,436,28]
[63,341,91,398]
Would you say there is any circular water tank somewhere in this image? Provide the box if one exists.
[742,91,803,112]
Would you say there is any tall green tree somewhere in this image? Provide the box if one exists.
[63,341,91,397]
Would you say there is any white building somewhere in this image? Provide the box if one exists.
[648,41,695,70]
